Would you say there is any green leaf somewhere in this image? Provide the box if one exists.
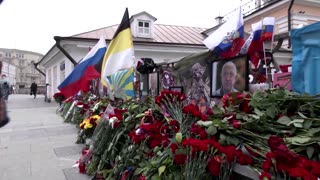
[151,174,161,180]
[236,114,243,119]
[266,106,277,118]
[303,120,313,129]
[250,114,260,120]
[287,136,311,145]
[135,113,145,118]
[277,116,291,125]
[134,168,143,176]
[306,146,314,159]
[242,115,250,121]
[288,119,304,128]
[197,120,213,127]
[308,128,320,136]
[158,166,166,176]
[206,126,217,136]
[298,112,308,118]
[213,106,225,115]
[124,115,132,122]
[226,136,240,146]
[293,122,303,128]
[254,108,264,116]
[129,104,140,112]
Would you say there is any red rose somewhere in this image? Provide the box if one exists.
[231,120,241,129]
[200,114,208,121]
[268,135,288,153]
[207,107,214,115]
[138,175,146,180]
[222,94,230,108]
[173,154,186,165]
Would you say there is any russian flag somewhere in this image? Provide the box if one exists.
[58,37,107,98]
[246,21,264,68]
[203,7,244,59]
[261,17,275,42]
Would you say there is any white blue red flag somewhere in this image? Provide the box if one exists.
[241,21,264,68]
[261,17,275,42]
[203,7,244,59]
[58,37,107,98]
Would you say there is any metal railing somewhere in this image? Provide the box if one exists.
[222,0,280,22]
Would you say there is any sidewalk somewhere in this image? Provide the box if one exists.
[0,94,91,180]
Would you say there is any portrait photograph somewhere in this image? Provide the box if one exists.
[148,72,159,96]
[211,55,249,97]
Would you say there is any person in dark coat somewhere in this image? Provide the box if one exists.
[1,81,10,101]
[0,61,10,128]
[30,81,38,99]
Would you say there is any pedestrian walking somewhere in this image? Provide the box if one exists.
[30,81,38,99]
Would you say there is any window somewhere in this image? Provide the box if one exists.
[22,54,24,59]
[138,21,150,35]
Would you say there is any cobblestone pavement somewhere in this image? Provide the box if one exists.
[0,94,91,180]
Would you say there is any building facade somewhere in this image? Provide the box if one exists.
[0,48,46,94]
[216,0,320,65]
[38,11,208,99]
[1,60,16,86]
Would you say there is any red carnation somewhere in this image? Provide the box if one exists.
[311,161,320,177]
[173,154,187,165]
[208,156,221,176]
[170,143,178,154]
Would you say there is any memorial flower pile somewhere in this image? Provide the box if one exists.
[57,88,320,180]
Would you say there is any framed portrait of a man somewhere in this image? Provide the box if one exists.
[148,72,159,96]
[210,55,249,97]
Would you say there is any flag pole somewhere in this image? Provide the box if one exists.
[269,19,281,73]
[261,17,270,88]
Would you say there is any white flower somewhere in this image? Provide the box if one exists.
[109,117,118,129]
[92,101,101,111]
[135,128,142,135]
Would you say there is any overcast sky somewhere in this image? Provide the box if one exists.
[0,0,241,55]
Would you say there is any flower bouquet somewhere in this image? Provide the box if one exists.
[77,114,101,144]
[53,92,65,105]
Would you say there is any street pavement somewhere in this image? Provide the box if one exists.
[0,94,91,180]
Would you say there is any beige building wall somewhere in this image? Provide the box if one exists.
[244,2,320,37]
[0,48,46,94]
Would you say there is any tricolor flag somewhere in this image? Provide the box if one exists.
[261,17,275,42]
[58,37,106,98]
[246,21,264,68]
[101,8,134,86]
[203,7,244,58]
